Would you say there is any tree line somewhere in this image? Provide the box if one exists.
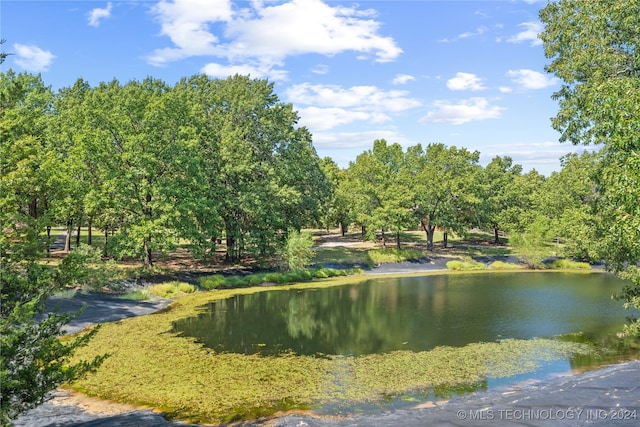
[2,72,330,266]
[1,69,608,267]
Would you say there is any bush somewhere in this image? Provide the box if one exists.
[281,230,315,271]
[551,259,591,270]
[149,282,197,298]
[199,274,226,290]
[446,259,486,271]
[489,261,521,270]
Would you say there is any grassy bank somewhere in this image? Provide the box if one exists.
[68,275,596,425]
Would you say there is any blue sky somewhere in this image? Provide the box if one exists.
[2,0,593,174]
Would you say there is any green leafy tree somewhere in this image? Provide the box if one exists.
[535,152,600,260]
[0,71,105,426]
[318,157,352,235]
[79,78,200,266]
[478,156,523,244]
[182,74,328,262]
[345,140,413,248]
[403,143,481,250]
[540,0,640,334]
[281,229,315,271]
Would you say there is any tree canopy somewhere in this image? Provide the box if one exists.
[540,0,640,335]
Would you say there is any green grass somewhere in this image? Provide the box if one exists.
[367,248,423,264]
[446,259,486,270]
[551,259,592,270]
[198,268,364,289]
[69,278,596,425]
[488,260,522,270]
[312,246,371,266]
[148,282,197,298]
[118,289,151,300]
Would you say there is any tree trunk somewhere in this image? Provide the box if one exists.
[104,226,109,255]
[361,225,366,238]
[64,219,73,252]
[443,231,448,248]
[143,237,152,266]
[87,218,92,246]
[494,226,500,244]
[76,225,81,248]
[396,230,401,250]
[340,221,347,237]
[46,225,51,257]
[421,219,435,251]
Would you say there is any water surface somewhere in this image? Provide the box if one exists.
[173,272,637,357]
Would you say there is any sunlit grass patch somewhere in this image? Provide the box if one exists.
[446,259,486,270]
[367,248,423,264]
[148,281,197,298]
[488,260,522,270]
[551,259,591,270]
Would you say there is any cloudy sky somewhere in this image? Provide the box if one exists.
[2,0,592,174]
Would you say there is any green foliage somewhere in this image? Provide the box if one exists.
[198,274,227,290]
[404,143,482,250]
[551,259,591,270]
[446,259,486,271]
[509,214,553,269]
[55,245,117,291]
[148,282,197,299]
[540,0,640,334]
[367,248,422,264]
[280,229,315,271]
[488,261,521,270]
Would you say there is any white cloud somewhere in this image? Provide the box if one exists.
[311,64,329,75]
[13,43,56,72]
[420,97,504,125]
[506,69,557,90]
[507,22,543,46]
[440,26,487,43]
[392,74,415,85]
[147,0,233,65]
[88,2,113,27]
[287,83,421,112]
[288,83,420,131]
[200,62,288,81]
[147,0,401,67]
[447,72,486,91]
[298,107,388,131]
[312,130,416,151]
[459,26,488,39]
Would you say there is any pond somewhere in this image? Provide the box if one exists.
[173,272,637,361]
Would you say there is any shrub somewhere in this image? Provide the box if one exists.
[281,230,315,271]
[489,261,521,270]
[149,282,197,298]
[446,259,486,271]
[246,274,265,286]
[551,259,591,270]
[199,274,226,290]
